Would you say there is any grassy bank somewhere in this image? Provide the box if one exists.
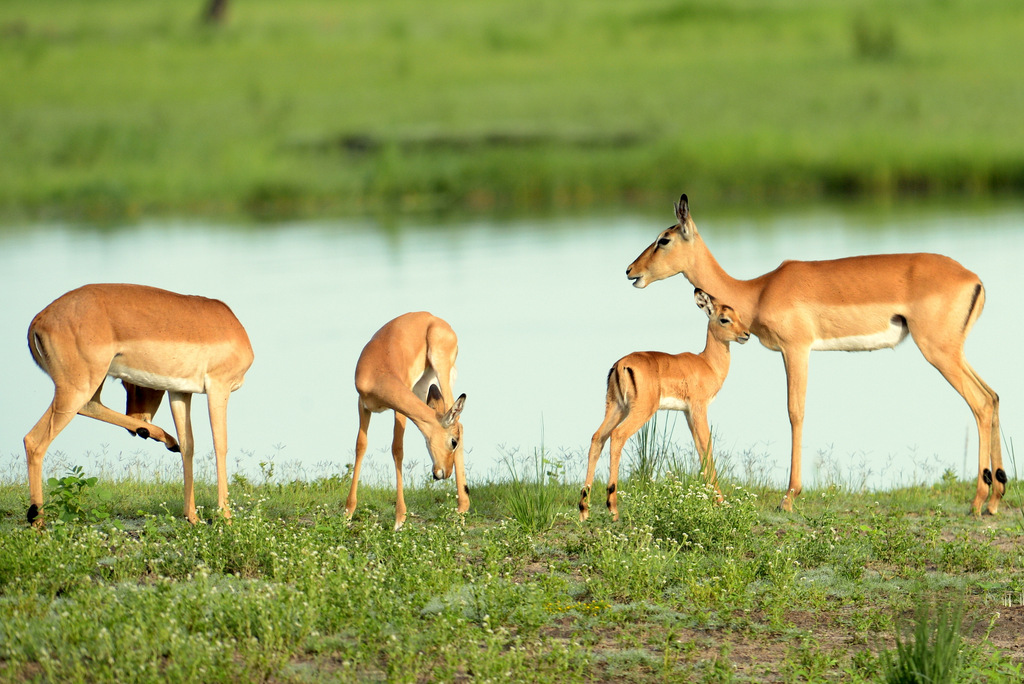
[1,450,1023,682]
[2,0,1023,221]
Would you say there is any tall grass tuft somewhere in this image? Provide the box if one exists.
[881,598,964,684]
[499,446,565,533]
[625,412,678,487]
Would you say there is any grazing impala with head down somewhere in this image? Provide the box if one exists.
[347,312,468,530]
[580,289,749,521]
[626,194,1002,515]
[24,283,254,524]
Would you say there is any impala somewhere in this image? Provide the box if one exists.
[580,289,750,521]
[24,283,254,524]
[627,194,1002,515]
[347,312,468,530]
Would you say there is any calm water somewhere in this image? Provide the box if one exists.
[1,204,1021,494]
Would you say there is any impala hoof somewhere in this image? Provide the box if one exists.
[27,504,40,524]
[168,444,181,453]
[136,427,150,440]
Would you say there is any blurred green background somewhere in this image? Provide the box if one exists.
[2,0,1022,221]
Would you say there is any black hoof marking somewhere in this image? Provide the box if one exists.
[463,485,471,496]
[27,504,39,524]
[607,483,616,495]
[983,469,993,486]
[996,468,1007,485]
[136,427,150,440]
[605,499,611,509]
[169,444,181,453]
[578,502,586,512]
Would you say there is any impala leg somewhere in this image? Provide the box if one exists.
[78,385,179,452]
[392,412,408,530]
[921,349,1000,515]
[687,407,723,502]
[606,410,652,522]
[345,401,372,520]
[206,387,231,521]
[780,347,810,512]
[23,384,96,524]
[123,383,165,434]
[168,392,196,523]
[453,444,470,515]
[966,362,1004,512]
[581,402,626,521]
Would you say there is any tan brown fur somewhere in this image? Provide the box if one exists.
[347,312,468,530]
[580,289,749,521]
[24,283,253,524]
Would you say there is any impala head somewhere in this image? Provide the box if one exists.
[424,385,467,480]
[695,288,750,344]
[627,193,700,288]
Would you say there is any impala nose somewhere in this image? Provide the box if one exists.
[433,467,445,480]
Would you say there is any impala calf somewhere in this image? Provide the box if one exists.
[627,194,1002,515]
[347,312,468,530]
[24,283,254,524]
[580,289,749,521]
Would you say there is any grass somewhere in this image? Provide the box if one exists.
[1,442,1023,682]
[2,0,1024,222]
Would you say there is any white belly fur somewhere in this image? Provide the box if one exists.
[108,361,204,394]
[811,319,909,352]
[659,397,690,412]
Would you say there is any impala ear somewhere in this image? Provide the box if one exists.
[694,288,715,318]
[675,193,695,240]
[440,393,466,428]
[675,194,689,223]
[426,384,444,411]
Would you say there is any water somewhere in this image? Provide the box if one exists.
[1,203,1021,495]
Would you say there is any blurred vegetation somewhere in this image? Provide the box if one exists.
[1,0,1023,221]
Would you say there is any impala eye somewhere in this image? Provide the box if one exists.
[719,318,729,325]
[657,237,670,246]
[451,438,459,450]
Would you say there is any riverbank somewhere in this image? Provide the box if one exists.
[2,0,1023,222]
[1,458,1023,681]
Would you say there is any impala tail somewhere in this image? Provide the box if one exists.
[606,362,638,413]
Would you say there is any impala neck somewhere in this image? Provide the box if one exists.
[687,237,760,325]
[699,326,732,381]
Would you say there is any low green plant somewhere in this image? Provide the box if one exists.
[938,529,998,573]
[45,465,112,524]
[580,523,681,602]
[626,473,759,553]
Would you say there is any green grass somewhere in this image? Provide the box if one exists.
[1,449,1023,682]
[2,0,1024,221]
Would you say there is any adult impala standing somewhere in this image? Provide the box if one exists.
[24,283,254,524]
[626,195,1002,515]
[347,312,468,530]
